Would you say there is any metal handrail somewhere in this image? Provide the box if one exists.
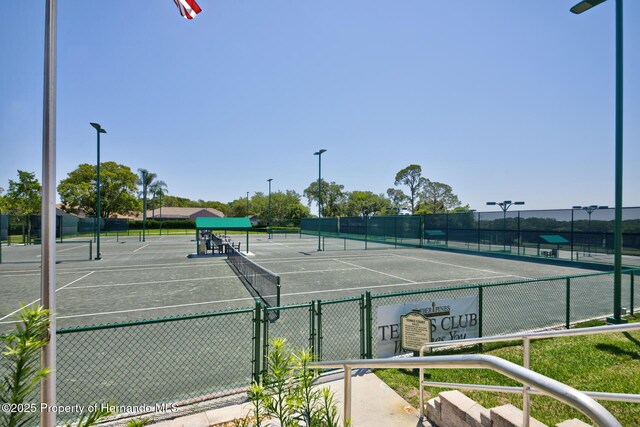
[418,322,640,426]
[309,354,622,427]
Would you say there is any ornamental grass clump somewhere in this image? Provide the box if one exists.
[237,338,349,427]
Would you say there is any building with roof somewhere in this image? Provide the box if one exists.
[147,207,224,220]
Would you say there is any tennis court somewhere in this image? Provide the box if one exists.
[0,232,599,334]
[3,232,636,424]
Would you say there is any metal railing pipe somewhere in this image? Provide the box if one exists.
[310,355,621,427]
[421,381,640,403]
[420,322,640,352]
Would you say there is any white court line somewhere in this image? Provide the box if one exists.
[65,275,239,290]
[0,273,515,324]
[278,267,361,276]
[0,295,257,323]
[64,268,362,290]
[391,253,532,279]
[333,258,417,283]
[133,244,150,253]
[277,274,515,298]
[36,244,88,258]
[0,271,95,322]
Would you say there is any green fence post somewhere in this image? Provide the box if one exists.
[253,300,262,383]
[477,212,481,252]
[630,271,634,316]
[365,216,368,250]
[566,277,571,329]
[359,294,366,359]
[89,240,93,260]
[262,305,269,379]
[315,300,321,360]
[365,291,373,359]
[477,286,483,353]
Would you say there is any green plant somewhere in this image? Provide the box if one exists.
[62,406,115,427]
[0,305,51,427]
[124,418,151,427]
[244,338,349,427]
[0,306,114,427]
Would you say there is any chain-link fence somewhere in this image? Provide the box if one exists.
[3,268,637,425]
[300,208,640,266]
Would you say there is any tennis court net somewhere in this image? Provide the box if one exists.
[226,244,281,310]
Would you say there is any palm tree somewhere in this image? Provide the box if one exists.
[149,180,168,219]
[137,168,157,242]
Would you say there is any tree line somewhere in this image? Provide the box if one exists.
[0,163,466,221]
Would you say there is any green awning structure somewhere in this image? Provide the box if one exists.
[539,235,570,244]
[195,217,252,230]
[193,217,252,256]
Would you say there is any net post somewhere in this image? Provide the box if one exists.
[253,300,262,383]
[89,240,92,260]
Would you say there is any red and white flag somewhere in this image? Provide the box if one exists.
[173,0,202,19]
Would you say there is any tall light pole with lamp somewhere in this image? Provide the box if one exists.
[572,205,609,255]
[571,0,626,324]
[314,149,327,251]
[486,201,525,252]
[90,122,106,260]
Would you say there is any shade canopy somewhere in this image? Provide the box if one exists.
[195,217,252,231]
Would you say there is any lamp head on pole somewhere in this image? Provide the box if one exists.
[314,149,327,156]
[90,122,106,134]
[570,0,607,14]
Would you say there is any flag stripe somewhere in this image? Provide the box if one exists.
[173,0,202,19]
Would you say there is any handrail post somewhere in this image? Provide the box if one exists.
[523,336,531,427]
[419,347,426,417]
[344,365,352,423]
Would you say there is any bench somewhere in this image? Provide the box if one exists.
[541,249,558,258]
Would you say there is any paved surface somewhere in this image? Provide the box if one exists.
[149,369,429,427]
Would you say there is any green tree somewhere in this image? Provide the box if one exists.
[137,169,158,234]
[393,164,425,214]
[303,180,346,217]
[58,162,139,218]
[344,191,391,217]
[386,188,409,214]
[416,180,462,214]
[5,171,42,241]
[4,170,42,215]
[248,190,310,225]
[149,180,168,218]
[228,196,251,217]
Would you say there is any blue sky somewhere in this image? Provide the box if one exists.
[0,0,638,211]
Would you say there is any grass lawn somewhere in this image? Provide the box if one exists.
[375,315,640,426]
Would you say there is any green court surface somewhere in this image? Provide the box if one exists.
[0,233,602,333]
[2,233,637,425]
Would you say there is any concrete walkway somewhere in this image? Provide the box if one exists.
[150,369,429,427]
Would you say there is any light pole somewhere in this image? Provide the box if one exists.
[486,201,524,252]
[571,0,626,324]
[314,149,327,251]
[90,122,106,260]
[246,192,250,217]
[572,205,609,255]
[267,178,273,239]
